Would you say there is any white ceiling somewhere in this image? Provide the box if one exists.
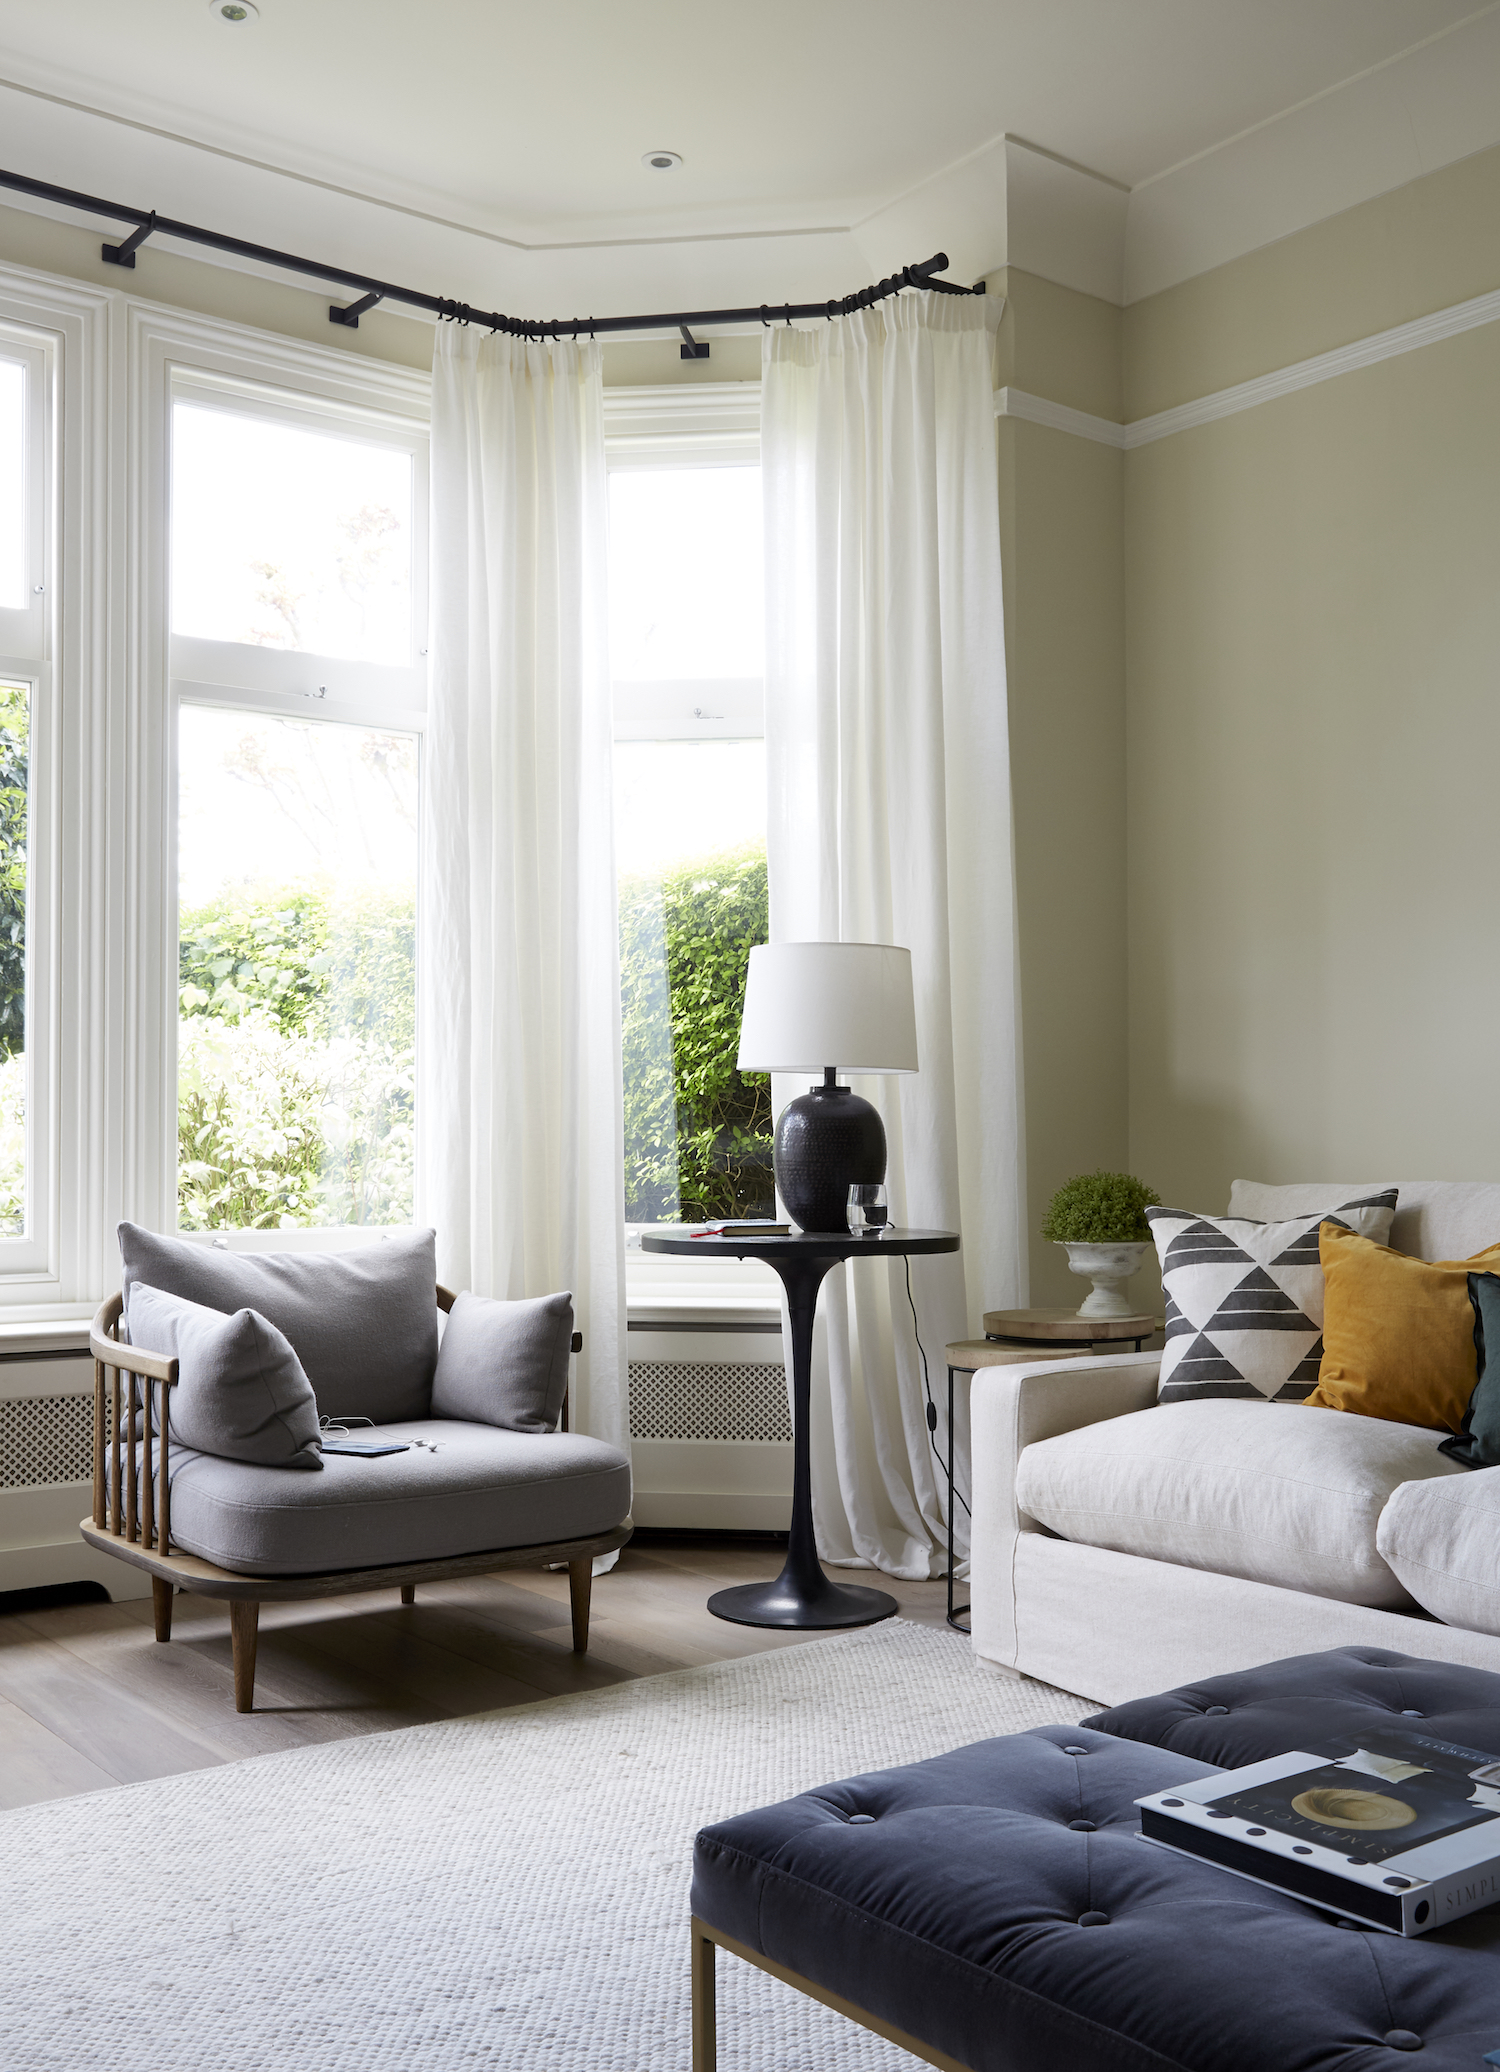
[0,0,1487,247]
[0,0,1497,317]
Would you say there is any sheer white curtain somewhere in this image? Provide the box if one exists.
[422,325,628,1454]
[761,290,1023,1580]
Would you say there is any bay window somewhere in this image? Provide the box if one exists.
[167,370,427,1235]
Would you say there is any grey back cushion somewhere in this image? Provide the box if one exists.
[117,1223,438,1422]
[431,1290,574,1435]
[126,1282,322,1470]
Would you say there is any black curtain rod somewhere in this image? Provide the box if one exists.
[0,164,983,337]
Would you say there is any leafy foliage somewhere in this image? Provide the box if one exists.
[0,1050,22,1235]
[177,879,415,1230]
[620,843,773,1223]
[1041,1169,1161,1244]
[0,684,29,1064]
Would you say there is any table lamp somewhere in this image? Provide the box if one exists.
[737,942,918,1233]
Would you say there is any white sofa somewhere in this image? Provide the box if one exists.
[970,1179,1500,1704]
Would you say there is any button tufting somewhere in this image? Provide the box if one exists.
[1204,1705,1230,1716]
[1077,1911,1109,1927]
[1062,1745,1088,1756]
[847,1814,875,1825]
[1400,1709,1424,1718]
[1068,1819,1096,1832]
[1382,2031,1421,2051]
[1293,1846,1313,1855]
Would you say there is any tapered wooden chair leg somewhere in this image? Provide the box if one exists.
[230,1600,260,1713]
[568,1556,593,1653]
[400,1584,415,1605]
[151,1576,173,1642]
[691,1921,717,2072]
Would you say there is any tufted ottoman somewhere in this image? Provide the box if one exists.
[690,1648,1500,2071]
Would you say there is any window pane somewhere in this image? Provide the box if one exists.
[177,707,417,1230]
[616,741,772,1224]
[608,468,762,681]
[0,361,24,610]
[0,682,27,1234]
[171,403,412,664]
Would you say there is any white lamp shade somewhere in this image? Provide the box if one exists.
[736,942,918,1075]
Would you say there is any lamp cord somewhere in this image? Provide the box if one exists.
[903,1254,970,1522]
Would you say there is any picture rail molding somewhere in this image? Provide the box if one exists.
[996,279,1500,451]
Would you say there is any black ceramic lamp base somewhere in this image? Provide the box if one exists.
[775,1070,886,1233]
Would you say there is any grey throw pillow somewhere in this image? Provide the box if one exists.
[431,1290,574,1435]
[117,1224,439,1422]
[126,1282,323,1470]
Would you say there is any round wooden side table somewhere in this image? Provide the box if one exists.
[982,1305,1157,1352]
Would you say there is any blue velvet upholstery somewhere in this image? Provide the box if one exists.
[692,1652,1500,2072]
[1083,1645,1500,1772]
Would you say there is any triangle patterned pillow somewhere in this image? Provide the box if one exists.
[1147,1190,1398,1404]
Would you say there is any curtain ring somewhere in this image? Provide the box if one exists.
[589,316,595,339]
[784,303,792,325]
[760,305,770,328]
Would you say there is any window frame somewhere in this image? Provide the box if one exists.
[603,383,779,1315]
[0,322,60,1283]
[128,306,430,1253]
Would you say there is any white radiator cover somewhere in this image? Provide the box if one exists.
[0,1347,151,1598]
[626,1327,792,1531]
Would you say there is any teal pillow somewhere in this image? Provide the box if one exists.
[1440,1273,1500,1469]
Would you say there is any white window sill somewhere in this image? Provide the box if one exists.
[625,1232,782,1329]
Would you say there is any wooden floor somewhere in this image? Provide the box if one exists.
[0,1535,955,1809]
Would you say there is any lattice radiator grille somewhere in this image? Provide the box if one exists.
[628,1361,791,1444]
[0,1394,96,1490]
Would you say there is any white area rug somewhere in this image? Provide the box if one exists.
[0,1620,1093,2071]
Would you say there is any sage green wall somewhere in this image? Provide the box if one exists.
[1124,153,1500,1223]
[994,269,1127,1304]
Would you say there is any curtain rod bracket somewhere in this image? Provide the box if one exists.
[102,211,156,269]
[330,290,385,328]
[679,324,710,361]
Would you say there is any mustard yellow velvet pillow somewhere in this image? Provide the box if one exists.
[1303,1223,1500,1430]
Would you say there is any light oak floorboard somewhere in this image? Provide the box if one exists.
[0,1537,956,1803]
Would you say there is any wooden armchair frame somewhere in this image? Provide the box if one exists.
[80,1286,632,1712]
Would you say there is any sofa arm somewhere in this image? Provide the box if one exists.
[971,1353,1162,1541]
[968,1352,1161,1666]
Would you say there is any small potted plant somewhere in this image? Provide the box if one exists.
[1041,1171,1161,1318]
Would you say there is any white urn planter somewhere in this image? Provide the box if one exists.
[1058,1241,1150,1319]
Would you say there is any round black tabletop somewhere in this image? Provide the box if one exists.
[639,1227,959,1260]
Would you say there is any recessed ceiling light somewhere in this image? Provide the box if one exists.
[209,0,259,21]
[642,151,682,173]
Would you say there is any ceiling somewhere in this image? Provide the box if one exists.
[0,0,1488,249]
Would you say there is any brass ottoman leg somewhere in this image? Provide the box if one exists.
[230,1600,260,1713]
[691,1920,716,2072]
[151,1576,173,1643]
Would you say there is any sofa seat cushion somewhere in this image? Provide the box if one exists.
[1014,1400,1465,1609]
[1377,1469,1500,1637]
[1083,1644,1500,1770]
[158,1420,631,1576]
[692,1722,1500,2072]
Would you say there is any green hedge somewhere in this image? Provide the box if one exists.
[177,879,415,1230]
[620,842,773,1223]
[0,684,29,1063]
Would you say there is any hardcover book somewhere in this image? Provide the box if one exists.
[1136,1726,1500,1935]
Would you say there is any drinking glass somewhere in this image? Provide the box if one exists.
[847,1182,890,1236]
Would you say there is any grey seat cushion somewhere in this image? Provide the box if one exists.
[159,1419,631,1575]
[118,1223,438,1423]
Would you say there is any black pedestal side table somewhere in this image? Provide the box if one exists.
[640,1227,960,1630]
